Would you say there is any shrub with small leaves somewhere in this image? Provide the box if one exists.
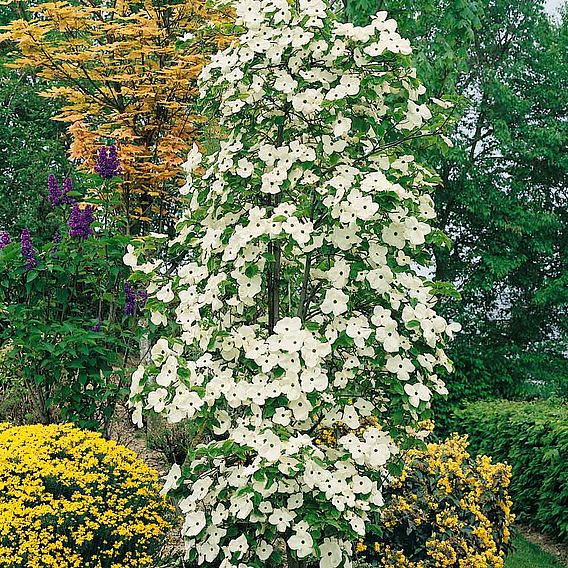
[356,435,514,568]
[0,423,175,568]
[0,347,35,424]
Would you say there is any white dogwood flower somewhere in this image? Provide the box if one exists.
[321,288,349,315]
[236,157,254,178]
[333,114,352,136]
[228,534,249,556]
[385,354,415,381]
[319,538,343,568]
[291,88,324,114]
[268,507,295,532]
[404,382,432,407]
[160,463,181,495]
[183,511,206,537]
[256,540,274,561]
[288,527,314,558]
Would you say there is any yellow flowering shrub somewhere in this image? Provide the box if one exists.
[0,423,174,568]
[356,435,514,568]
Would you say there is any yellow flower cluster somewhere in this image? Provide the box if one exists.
[315,419,513,567]
[315,415,383,447]
[315,417,435,449]
[367,435,514,568]
[0,423,174,568]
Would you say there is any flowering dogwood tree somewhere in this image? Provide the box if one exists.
[127,1,459,567]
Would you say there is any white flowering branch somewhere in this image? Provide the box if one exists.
[126,1,460,568]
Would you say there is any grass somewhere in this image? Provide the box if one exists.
[506,535,565,568]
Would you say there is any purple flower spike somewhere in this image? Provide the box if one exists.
[20,229,37,270]
[50,231,62,254]
[124,283,147,316]
[61,177,74,205]
[94,145,122,179]
[124,282,136,316]
[68,203,94,239]
[0,231,11,249]
[91,319,102,332]
[47,174,60,208]
[48,174,74,207]
[136,289,148,307]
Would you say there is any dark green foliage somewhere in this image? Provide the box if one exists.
[0,176,140,434]
[455,400,568,544]
[0,68,68,242]
[435,4,568,405]
[346,0,568,404]
[0,3,68,242]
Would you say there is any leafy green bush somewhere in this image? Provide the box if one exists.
[146,415,199,466]
[455,400,568,544]
[0,348,37,424]
[0,149,142,433]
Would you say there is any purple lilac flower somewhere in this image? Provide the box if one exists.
[68,203,94,239]
[136,289,148,307]
[0,232,11,249]
[61,177,74,205]
[47,175,60,208]
[20,229,37,270]
[50,231,62,254]
[47,175,74,208]
[124,282,136,316]
[124,284,148,316]
[94,145,122,179]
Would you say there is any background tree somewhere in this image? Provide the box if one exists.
[2,0,233,234]
[432,1,568,406]
[345,0,568,409]
[0,4,68,241]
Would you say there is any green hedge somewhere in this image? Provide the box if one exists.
[454,400,568,544]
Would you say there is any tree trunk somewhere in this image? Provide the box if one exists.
[287,545,302,568]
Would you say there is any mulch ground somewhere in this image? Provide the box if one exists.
[518,524,568,566]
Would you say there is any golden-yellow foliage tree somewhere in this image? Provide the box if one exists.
[2,0,233,232]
